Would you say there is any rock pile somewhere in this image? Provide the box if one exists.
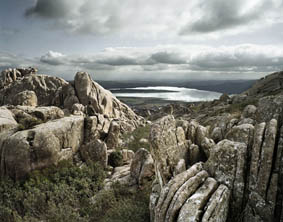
[0,68,144,180]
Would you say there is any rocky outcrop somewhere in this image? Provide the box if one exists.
[244,71,283,96]
[0,116,84,179]
[74,72,140,121]
[150,115,189,185]
[0,67,37,88]
[205,140,247,217]
[244,119,278,222]
[0,73,68,106]
[152,163,230,222]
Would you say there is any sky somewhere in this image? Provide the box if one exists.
[1,0,283,81]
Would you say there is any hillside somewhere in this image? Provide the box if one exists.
[1,68,283,222]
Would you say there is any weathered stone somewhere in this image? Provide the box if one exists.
[74,72,139,121]
[11,106,64,122]
[106,121,120,150]
[13,90,38,107]
[211,127,223,143]
[241,105,257,119]
[80,139,107,168]
[225,123,254,147]
[166,170,209,222]
[238,118,255,125]
[255,95,283,123]
[62,84,79,110]
[177,177,218,222]
[186,120,199,144]
[72,103,85,115]
[150,115,189,185]
[244,119,278,222]
[154,162,203,222]
[202,184,230,222]
[0,73,68,106]
[173,159,186,176]
[84,115,111,143]
[0,116,84,180]
[0,107,18,133]
[205,139,247,216]
[121,149,134,163]
[188,144,201,165]
[130,148,154,185]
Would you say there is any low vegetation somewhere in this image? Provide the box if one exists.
[108,151,124,167]
[0,160,150,222]
[17,116,43,130]
[123,125,151,152]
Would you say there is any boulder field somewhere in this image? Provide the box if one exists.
[2,68,283,221]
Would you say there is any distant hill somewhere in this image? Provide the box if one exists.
[243,71,283,96]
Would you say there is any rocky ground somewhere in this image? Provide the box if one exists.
[1,68,283,222]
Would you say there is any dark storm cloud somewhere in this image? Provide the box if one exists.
[149,52,187,64]
[23,0,283,38]
[25,0,71,18]
[179,0,270,34]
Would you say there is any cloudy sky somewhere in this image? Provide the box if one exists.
[1,0,283,80]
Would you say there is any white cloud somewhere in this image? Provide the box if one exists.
[2,44,283,80]
[40,51,66,65]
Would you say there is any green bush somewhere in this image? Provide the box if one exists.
[88,182,151,222]
[108,151,123,167]
[123,125,151,152]
[0,161,105,222]
[17,117,43,130]
[0,160,151,222]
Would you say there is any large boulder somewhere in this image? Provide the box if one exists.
[225,124,254,147]
[255,95,283,123]
[11,106,64,122]
[205,139,248,218]
[80,139,108,168]
[106,121,120,150]
[150,115,189,185]
[130,148,154,185]
[0,107,18,133]
[13,90,38,107]
[0,116,84,180]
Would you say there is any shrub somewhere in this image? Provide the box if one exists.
[18,117,43,130]
[0,161,105,222]
[123,125,151,152]
[0,161,150,222]
[108,151,123,167]
[88,182,151,222]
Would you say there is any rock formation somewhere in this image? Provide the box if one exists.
[2,67,283,222]
[0,68,144,180]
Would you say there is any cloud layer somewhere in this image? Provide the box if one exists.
[25,0,283,37]
[2,44,283,80]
